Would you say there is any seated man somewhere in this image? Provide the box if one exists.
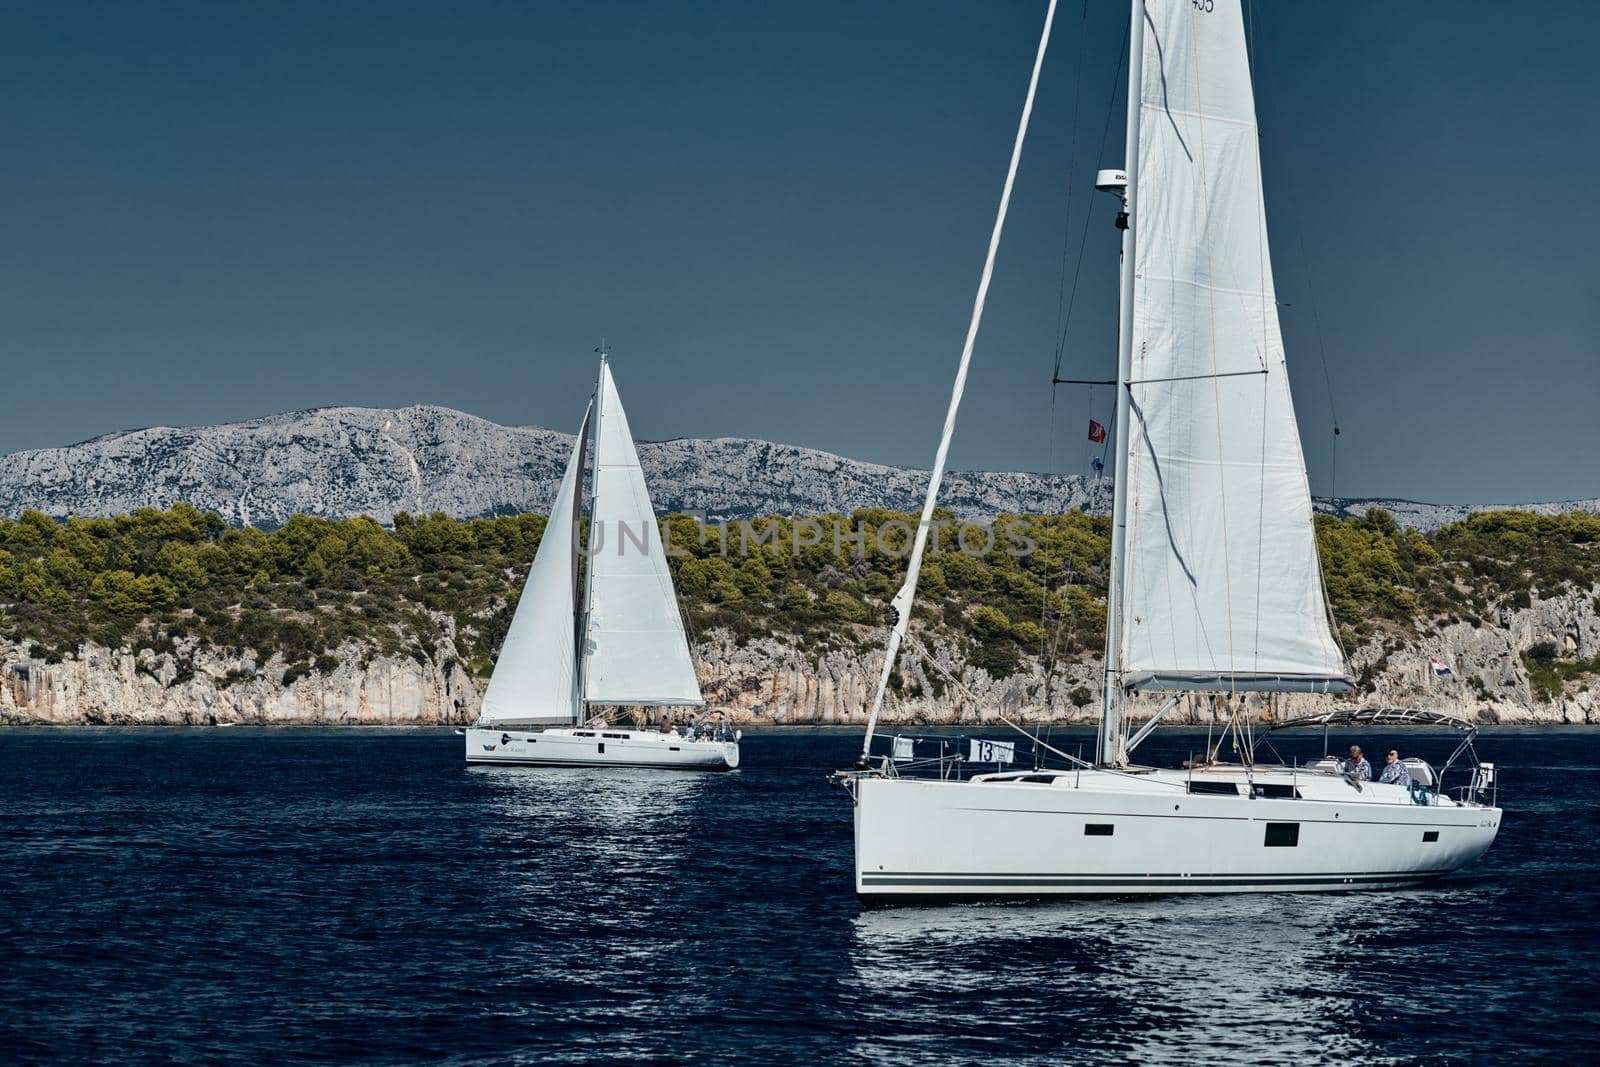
[1342,745,1372,781]
[1379,748,1412,788]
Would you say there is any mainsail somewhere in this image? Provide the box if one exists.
[478,403,592,724]
[1115,0,1349,693]
[582,363,704,707]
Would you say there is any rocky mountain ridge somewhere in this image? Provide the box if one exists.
[3,404,1593,529]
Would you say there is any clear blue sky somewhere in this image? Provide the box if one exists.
[2,1,1595,504]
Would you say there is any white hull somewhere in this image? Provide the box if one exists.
[466,726,738,771]
[852,767,1500,901]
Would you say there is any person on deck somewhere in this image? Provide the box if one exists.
[1379,748,1412,788]
[1343,745,1372,781]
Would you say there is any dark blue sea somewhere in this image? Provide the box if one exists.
[2,726,1596,1065]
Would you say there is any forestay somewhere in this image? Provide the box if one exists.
[1116,0,1349,693]
[858,0,1059,758]
[478,404,592,724]
[583,364,704,707]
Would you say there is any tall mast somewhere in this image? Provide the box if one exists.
[574,346,608,725]
[1097,0,1146,767]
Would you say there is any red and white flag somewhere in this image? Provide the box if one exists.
[1087,419,1106,443]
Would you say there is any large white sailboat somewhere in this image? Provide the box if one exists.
[465,356,740,771]
[836,0,1499,898]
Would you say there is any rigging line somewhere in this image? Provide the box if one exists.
[1125,369,1265,386]
[1249,18,1339,684]
[902,630,975,711]
[1045,0,1078,511]
[1246,0,1345,663]
[1075,13,1139,505]
[997,711,1095,770]
[1051,14,1131,384]
[860,0,1060,760]
[1096,381,1115,473]
[1036,516,1050,664]
[998,711,1189,788]
[1047,378,1059,494]
[1245,0,1340,497]
[1090,20,1131,483]
[1297,228,1341,496]
[1043,10,1124,718]
[1049,0,1091,378]
[1043,384,1060,667]
[1049,560,1081,693]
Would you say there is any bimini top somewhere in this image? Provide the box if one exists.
[1267,707,1477,735]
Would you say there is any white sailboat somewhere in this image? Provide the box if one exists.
[465,355,740,771]
[836,0,1499,898]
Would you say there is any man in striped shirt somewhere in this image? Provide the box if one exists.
[1379,748,1412,788]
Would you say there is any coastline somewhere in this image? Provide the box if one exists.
[6,722,1596,735]
[6,620,1597,727]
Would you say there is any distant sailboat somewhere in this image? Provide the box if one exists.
[836,0,1500,898]
[465,355,739,770]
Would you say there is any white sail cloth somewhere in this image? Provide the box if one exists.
[583,364,704,706]
[478,404,591,724]
[1116,0,1348,693]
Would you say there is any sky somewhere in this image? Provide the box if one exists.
[1,0,1596,505]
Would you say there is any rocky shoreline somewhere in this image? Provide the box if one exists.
[5,583,1596,727]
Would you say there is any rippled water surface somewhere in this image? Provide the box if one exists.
[2,727,1596,1065]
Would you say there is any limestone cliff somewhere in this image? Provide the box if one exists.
[2,637,475,726]
[6,585,1596,726]
[692,585,1600,727]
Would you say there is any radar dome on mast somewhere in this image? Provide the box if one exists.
[1094,168,1128,195]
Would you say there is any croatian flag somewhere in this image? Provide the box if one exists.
[1429,657,1453,678]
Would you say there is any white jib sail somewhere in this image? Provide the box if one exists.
[582,363,703,707]
[478,403,592,724]
[1116,0,1348,693]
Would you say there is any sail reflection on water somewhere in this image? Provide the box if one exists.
[463,765,718,1052]
[475,765,710,933]
[478,764,709,864]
